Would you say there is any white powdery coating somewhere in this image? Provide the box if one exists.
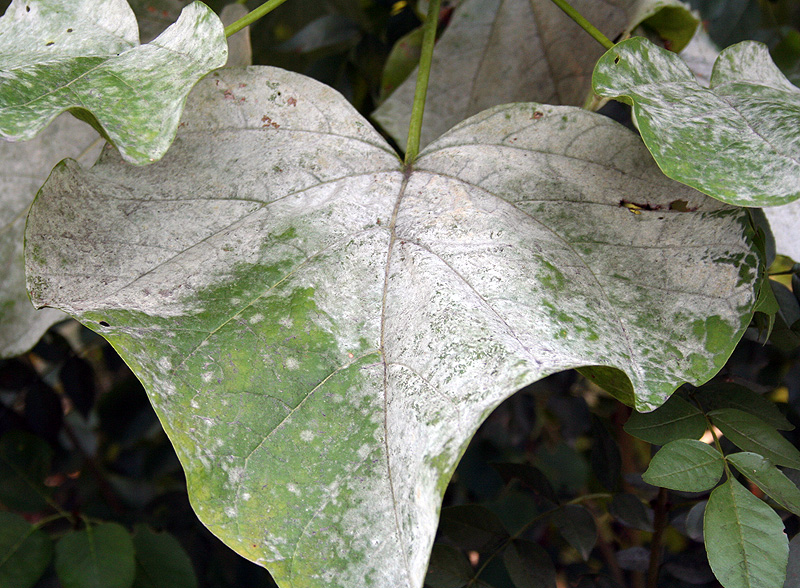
[0,1,228,163]
[764,202,800,262]
[1,113,101,358]
[594,38,800,206]
[25,67,761,588]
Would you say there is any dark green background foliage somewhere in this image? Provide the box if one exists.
[3,1,800,588]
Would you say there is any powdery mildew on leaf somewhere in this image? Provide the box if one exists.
[26,68,760,588]
[0,113,102,358]
[764,202,800,261]
[372,0,696,150]
[0,0,227,165]
[593,37,800,207]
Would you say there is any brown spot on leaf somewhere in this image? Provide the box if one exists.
[533,111,543,119]
[287,97,297,106]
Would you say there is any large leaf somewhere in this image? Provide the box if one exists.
[704,477,789,588]
[0,113,101,358]
[26,67,761,588]
[372,0,697,150]
[0,0,227,165]
[593,37,800,207]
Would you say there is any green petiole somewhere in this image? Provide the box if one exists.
[404,0,441,165]
[224,0,291,38]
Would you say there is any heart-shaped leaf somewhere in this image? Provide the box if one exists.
[373,0,697,150]
[25,67,761,588]
[0,113,102,358]
[0,0,227,165]
[593,37,800,207]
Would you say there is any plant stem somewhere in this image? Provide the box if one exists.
[224,0,291,38]
[404,0,441,165]
[547,0,614,50]
[646,487,669,588]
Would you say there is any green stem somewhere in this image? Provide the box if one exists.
[547,0,614,50]
[224,0,291,38]
[404,0,441,165]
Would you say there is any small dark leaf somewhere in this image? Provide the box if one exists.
[609,493,654,532]
[275,14,360,54]
[0,359,38,390]
[642,440,723,492]
[663,552,715,584]
[55,523,136,588]
[0,430,53,511]
[728,452,800,516]
[0,511,53,588]
[23,381,63,445]
[424,544,476,588]
[785,533,800,588]
[616,546,650,572]
[590,415,621,492]
[535,442,589,496]
[131,525,197,588]
[502,539,556,588]
[624,395,706,445]
[59,356,97,419]
[490,463,558,504]
[439,505,510,553]
[694,382,794,431]
[685,501,706,543]
[30,330,72,363]
[553,505,596,561]
[709,408,800,469]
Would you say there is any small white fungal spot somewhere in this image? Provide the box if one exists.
[202,371,213,383]
[285,357,299,370]
[190,399,200,409]
[300,430,314,442]
[242,493,251,501]
[249,313,264,324]
[287,483,301,496]
[225,506,236,518]
[231,297,241,306]
[157,356,171,371]
[278,316,293,328]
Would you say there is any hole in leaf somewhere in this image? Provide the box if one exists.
[98,321,110,327]
[66,28,73,33]
[25,5,30,11]
[45,41,54,46]
[614,55,620,64]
